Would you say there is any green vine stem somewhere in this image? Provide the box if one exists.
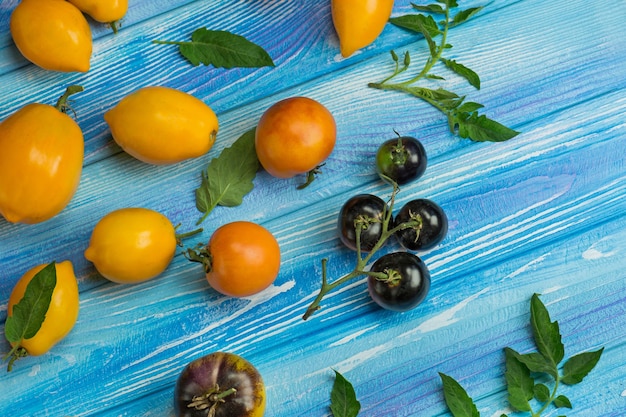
[302,182,419,320]
[54,85,84,115]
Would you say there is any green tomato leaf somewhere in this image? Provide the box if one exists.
[412,3,446,14]
[504,348,533,412]
[456,101,484,113]
[451,7,483,27]
[154,29,274,69]
[438,372,480,417]
[533,383,551,402]
[330,370,361,417]
[509,350,557,379]
[561,348,604,385]
[389,14,441,38]
[530,293,565,367]
[553,394,573,409]
[4,262,57,344]
[441,58,481,89]
[455,112,520,142]
[195,128,259,225]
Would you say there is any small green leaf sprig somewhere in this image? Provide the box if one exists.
[440,294,604,417]
[153,28,275,69]
[368,1,519,142]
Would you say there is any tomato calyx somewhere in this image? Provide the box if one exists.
[54,85,84,116]
[297,163,326,190]
[3,346,28,372]
[187,384,237,416]
[183,244,213,273]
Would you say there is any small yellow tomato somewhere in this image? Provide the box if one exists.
[8,261,80,357]
[104,86,219,165]
[332,0,394,58]
[84,208,178,284]
[0,88,84,224]
[10,0,92,72]
[67,0,128,32]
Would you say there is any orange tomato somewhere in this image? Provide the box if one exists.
[332,0,394,57]
[255,97,336,185]
[188,221,281,297]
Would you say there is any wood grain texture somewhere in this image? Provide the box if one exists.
[1,0,625,416]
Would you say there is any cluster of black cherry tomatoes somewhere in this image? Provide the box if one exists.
[337,134,448,312]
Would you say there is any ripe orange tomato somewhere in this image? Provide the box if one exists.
[187,221,281,297]
[84,208,178,284]
[332,0,394,58]
[10,0,92,72]
[104,86,219,165]
[0,87,84,224]
[67,0,128,31]
[255,97,336,187]
[7,261,80,366]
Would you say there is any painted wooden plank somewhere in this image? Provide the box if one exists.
[1,0,625,415]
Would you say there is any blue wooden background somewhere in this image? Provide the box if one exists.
[1,0,625,416]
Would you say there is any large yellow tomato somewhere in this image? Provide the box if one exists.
[84,208,178,284]
[332,0,394,57]
[67,0,128,32]
[0,87,84,224]
[10,0,92,72]
[104,86,219,165]
[8,261,80,358]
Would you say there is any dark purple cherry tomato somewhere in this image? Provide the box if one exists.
[174,352,265,417]
[338,194,388,252]
[368,252,430,312]
[395,199,448,251]
[375,135,427,185]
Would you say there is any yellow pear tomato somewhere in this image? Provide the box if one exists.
[84,208,179,284]
[104,86,219,165]
[67,0,128,33]
[331,0,394,58]
[10,0,92,72]
[0,86,85,224]
[7,261,80,359]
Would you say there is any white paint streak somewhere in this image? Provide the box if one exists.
[504,253,550,280]
[329,325,378,347]
[416,288,490,333]
[583,248,616,260]
[28,365,40,377]
[332,343,393,374]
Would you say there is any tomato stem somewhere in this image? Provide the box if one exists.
[297,164,326,190]
[302,182,421,320]
[174,224,204,246]
[54,85,84,115]
[3,345,28,372]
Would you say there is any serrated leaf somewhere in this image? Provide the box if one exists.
[4,263,57,343]
[439,373,480,417]
[389,14,441,38]
[330,370,361,417]
[457,102,484,113]
[156,28,274,68]
[504,348,533,412]
[561,348,604,385]
[533,383,551,402]
[553,394,573,409]
[442,58,481,89]
[412,3,446,14]
[455,112,520,142]
[530,294,565,367]
[452,7,483,26]
[509,350,557,379]
[195,129,259,224]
